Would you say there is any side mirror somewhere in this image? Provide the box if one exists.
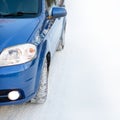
[51,7,67,19]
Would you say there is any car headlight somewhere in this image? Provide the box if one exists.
[0,44,37,67]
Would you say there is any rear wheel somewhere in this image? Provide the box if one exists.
[57,26,66,51]
[30,59,48,104]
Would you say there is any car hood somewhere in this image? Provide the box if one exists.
[0,18,39,52]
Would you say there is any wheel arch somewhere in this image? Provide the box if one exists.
[46,51,51,71]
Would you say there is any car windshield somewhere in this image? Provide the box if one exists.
[0,0,40,18]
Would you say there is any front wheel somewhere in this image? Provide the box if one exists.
[30,59,48,104]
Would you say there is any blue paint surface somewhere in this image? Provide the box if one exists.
[0,0,67,105]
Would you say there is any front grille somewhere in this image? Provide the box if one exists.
[0,89,24,102]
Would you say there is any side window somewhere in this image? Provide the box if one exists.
[56,0,64,6]
[45,0,65,15]
[46,0,56,12]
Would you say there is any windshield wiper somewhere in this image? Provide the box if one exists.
[2,12,37,17]
[0,12,8,17]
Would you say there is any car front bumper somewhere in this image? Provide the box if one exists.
[0,58,41,106]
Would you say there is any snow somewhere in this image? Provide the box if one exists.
[0,0,120,120]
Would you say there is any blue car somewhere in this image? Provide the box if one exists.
[0,0,67,105]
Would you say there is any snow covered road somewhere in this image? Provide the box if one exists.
[0,0,120,120]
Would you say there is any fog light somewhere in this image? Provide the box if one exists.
[8,91,20,101]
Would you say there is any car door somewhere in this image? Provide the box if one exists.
[45,0,64,55]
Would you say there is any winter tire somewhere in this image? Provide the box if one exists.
[30,59,48,104]
[57,26,66,51]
